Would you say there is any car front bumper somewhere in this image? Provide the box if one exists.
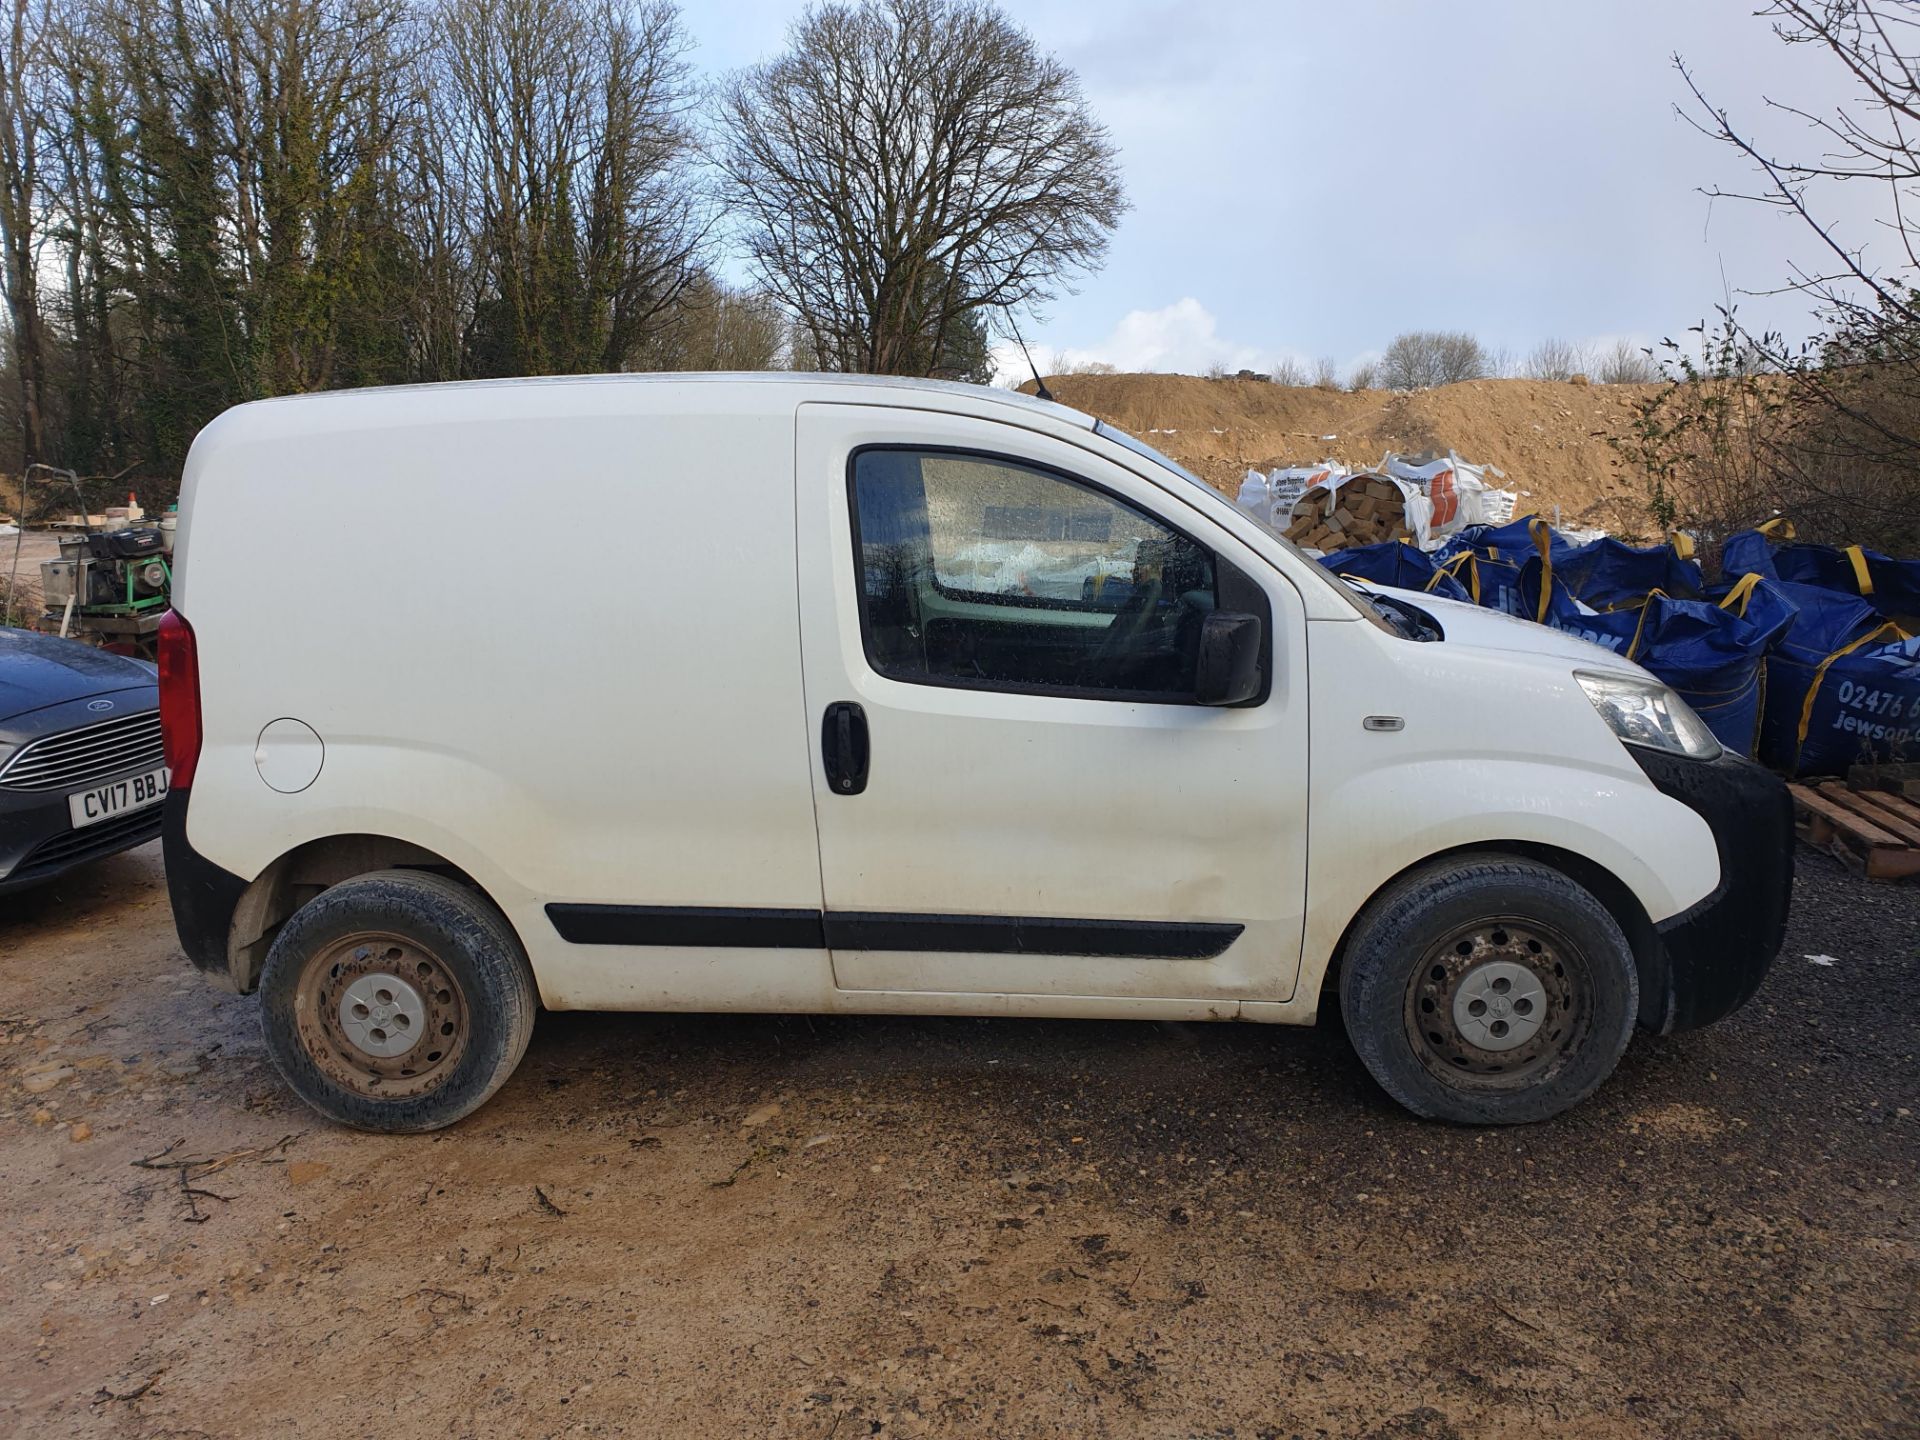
[0,695,165,893]
[1631,746,1795,1033]
[0,784,165,892]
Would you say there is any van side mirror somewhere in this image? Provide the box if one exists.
[1195,611,1263,706]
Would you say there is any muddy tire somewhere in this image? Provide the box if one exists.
[258,869,537,1132]
[1338,854,1638,1125]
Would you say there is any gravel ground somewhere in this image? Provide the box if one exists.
[0,842,1914,1439]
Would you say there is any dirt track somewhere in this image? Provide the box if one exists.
[1,843,1915,1439]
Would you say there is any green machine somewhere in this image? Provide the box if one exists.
[40,526,173,655]
[3,463,175,654]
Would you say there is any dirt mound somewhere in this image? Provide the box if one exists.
[1033,372,1665,536]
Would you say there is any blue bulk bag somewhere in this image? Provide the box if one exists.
[1513,525,1703,624]
[1720,525,1783,584]
[1453,516,1571,565]
[1433,517,1569,615]
[1318,541,1473,604]
[1722,519,1920,624]
[1633,581,1796,757]
[1536,535,1704,611]
[1425,545,1524,613]
[1705,570,1802,650]
[1742,576,1920,776]
[1524,584,1642,655]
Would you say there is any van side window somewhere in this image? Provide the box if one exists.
[850,448,1218,700]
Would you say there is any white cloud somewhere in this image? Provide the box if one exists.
[992,298,1296,383]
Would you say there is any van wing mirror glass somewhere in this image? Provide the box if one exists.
[1194,611,1263,706]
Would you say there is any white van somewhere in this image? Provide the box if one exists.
[158,375,1792,1131]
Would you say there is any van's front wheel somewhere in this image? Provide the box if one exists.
[1339,856,1638,1125]
[258,870,537,1132]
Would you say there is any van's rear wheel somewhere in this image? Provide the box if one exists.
[1339,856,1638,1124]
[259,870,537,1132]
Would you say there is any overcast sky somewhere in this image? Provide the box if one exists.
[684,1,1895,381]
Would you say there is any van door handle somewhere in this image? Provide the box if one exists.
[821,702,869,796]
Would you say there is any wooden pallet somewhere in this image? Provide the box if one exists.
[1849,761,1920,800]
[1790,781,1920,880]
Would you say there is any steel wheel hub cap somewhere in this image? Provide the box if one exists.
[1451,959,1547,1051]
[338,972,426,1058]
[1404,917,1588,1085]
[295,933,470,1099]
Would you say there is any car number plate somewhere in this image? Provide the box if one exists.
[67,766,170,829]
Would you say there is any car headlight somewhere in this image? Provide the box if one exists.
[1574,670,1721,760]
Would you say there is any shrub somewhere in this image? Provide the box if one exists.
[1609,311,1920,560]
[1376,330,1490,389]
[1596,339,1660,384]
[1523,338,1596,382]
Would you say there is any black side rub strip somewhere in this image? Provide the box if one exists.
[545,904,1243,959]
[546,904,826,949]
[824,912,1241,958]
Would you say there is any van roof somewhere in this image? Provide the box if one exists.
[222,371,1096,431]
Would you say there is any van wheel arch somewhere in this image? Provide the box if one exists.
[225,834,504,994]
[1321,842,1665,1031]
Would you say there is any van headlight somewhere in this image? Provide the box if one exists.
[1574,670,1721,761]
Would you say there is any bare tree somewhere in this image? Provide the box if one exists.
[437,0,705,376]
[635,272,789,370]
[713,0,1124,378]
[0,0,50,466]
[1376,329,1490,389]
[41,1,129,462]
[1523,336,1596,381]
[1268,356,1308,386]
[0,0,774,484]
[46,0,436,463]
[396,50,474,382]
[1347,360,1378,391]
[192,0,423,394]
[1674,0,1920,543]
[1312,355,1339,388]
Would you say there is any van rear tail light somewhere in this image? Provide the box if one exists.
[157,608,202,789]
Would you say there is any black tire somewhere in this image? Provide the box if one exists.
[258,869,537,1132]
[1338,854,1638,1125]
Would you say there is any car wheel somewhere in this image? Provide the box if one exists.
[258,869,537,1132]
[1338,854,1638,1125]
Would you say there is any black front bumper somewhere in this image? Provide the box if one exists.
[0,790,163,893]
[1631,747,1794,1033]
